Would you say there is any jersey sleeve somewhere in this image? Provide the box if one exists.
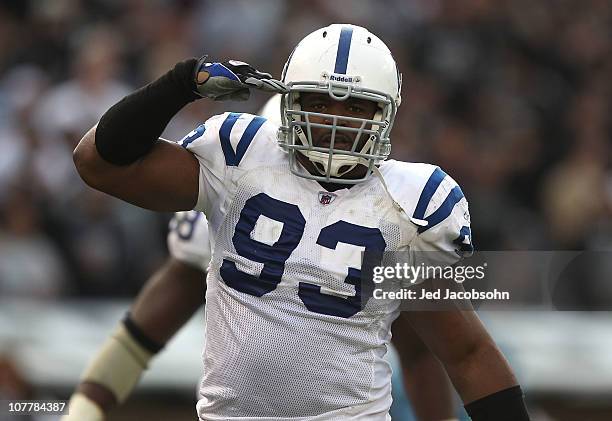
[410,167,474,272]
[408,166,473,268]
[179,112,275,216]
[167,211,212,272]
[382,162,473,269]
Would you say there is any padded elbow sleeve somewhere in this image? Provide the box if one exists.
[80,321,158,403]
[95,58,200,165]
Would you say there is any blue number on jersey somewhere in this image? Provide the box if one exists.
[299,221,386,318]
[220,193,305,296]
[453,226,474,256]
[219,194,386,317]
[180,124,206,148]
[173,211,202,240]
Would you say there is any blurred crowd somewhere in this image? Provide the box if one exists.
[0,0,610,300]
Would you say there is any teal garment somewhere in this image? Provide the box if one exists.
[388,346,418,421]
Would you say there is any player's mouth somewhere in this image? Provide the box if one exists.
[316,133,353,151]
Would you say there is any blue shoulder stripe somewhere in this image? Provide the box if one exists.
[413,167,446,220]
[219,113,267,166]
[413,167,465,233]
[219,113,241,165]
[235,116,267,164]
[418,186,465,234]
[180,124,206,148]
[334,27,354,74]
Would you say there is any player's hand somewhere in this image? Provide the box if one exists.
[194,56,288,101]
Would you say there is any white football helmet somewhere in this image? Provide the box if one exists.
[258,93,282,126]
[279,24,402,184]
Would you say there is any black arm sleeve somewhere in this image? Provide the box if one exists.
[95,58,200,165]
[465,385,530,421]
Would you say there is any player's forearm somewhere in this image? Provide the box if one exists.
[75,58,197,169]
[130,258,205,345]
[63,260,204,421]
[445,338,530,420]
[95,58,198,166]
[62,319,158,421]
[405,309,529,420]
[446,337,517,403]
[73,59,202,209]
[75,381,117,412]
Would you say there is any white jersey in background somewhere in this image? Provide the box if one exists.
[181,112,472,421]
[167,210,212,271]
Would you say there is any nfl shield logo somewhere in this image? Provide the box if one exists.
[318,192,337,205]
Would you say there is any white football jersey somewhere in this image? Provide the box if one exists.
[167,210,212,272]
[181,112,472,421]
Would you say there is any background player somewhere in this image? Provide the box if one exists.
[61,211,209,421]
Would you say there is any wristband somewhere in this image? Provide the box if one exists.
[122,312,164,354]
[465,385,530,421]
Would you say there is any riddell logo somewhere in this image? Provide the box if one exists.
[329,74,355,83]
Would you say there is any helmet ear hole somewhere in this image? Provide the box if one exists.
[322,31,327,38]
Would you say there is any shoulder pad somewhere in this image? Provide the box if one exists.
[379,160,469,234]
[167,211,212,271]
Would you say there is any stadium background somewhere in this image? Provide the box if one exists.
[0,0,610,420]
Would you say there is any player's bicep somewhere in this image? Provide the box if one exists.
[114,139,200,211]
[74,125,200,211]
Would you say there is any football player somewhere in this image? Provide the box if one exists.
[72,24,529,420]
[63,95,459,421]
[60,211,210,421]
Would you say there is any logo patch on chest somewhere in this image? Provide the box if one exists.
[318,191,337,205]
